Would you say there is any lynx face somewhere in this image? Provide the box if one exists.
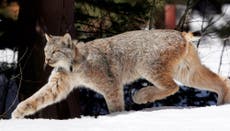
[44,33,75,71]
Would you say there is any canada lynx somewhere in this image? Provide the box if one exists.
[12,29,230,119]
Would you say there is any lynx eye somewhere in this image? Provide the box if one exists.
[51,51,56,55]
[52,50,65,55]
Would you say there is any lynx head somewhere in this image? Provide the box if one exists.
[44,33,75,71]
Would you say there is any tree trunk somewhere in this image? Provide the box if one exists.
[17,0,80,119]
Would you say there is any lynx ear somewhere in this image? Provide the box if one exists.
[63,33,72,42]
[45,33,51,42]
[63,33,73,48]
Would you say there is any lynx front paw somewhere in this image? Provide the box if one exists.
[11,108,25,119]
[11,101,36,119]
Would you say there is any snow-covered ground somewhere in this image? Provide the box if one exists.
[1,105,230,131]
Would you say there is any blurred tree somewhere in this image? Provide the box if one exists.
[150,0,165,29]
[74,0,150,41]
[3,0,81,119]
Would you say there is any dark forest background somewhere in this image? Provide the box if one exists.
[0,0,230,119]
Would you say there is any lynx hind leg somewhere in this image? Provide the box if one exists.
[133,74,179,104]
[175,63,228,105]
[12,71,73,119]
[174,43,229,105]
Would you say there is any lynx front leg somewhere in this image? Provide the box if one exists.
[133,75,179,104]
[12,72,72,119]
[103,88,125,113]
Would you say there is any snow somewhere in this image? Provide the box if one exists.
[198,36,230,76]
[0,49,18,64]
[1,105,230,131]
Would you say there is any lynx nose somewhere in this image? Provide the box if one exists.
[45,58,51,64]
[46,58,56,65]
